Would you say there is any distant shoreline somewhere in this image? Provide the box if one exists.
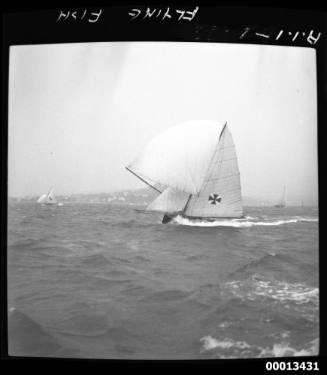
[7,200,319,209]
[7,187,318,208]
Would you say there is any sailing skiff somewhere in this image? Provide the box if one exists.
[37,188,57,205]
[274,186,286,208]
[126,120,243,224]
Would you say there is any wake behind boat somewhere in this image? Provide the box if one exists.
[126,120,243,224]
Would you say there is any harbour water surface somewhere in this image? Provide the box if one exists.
[7,203,319,359]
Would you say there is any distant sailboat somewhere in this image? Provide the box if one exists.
[37,188,57,205]
[274,186,286,208]
[126,120,243,224]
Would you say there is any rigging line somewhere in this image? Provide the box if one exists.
[125,167,162,194]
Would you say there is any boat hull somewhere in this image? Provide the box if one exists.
[162,213,179,224]
[162,213,244,224]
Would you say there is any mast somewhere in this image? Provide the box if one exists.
[219,122,227,140]
[182,194,193,214]
[47,186,53,196]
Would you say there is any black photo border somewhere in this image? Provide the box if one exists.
[1,3,326,370]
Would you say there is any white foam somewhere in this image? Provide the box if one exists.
[200,335,319,358]
[173,215,318,227]
[259,339,319,357]
[200,336,250,351]
[224,276,319,305]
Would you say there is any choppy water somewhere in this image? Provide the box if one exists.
[7,203,319,359]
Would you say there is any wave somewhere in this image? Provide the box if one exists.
[144,289,193,302]
[173,215,318,227]
[230,251,319,290]
[223,274,319,306]
[134,254,151,262]
[111,220,152,228]
[234,252,294,270]
[229,253,309,282]
[79,253,112,267]
[9,238,39,250]
[50,312,111,337]
[8,309,64,356]
[200,335,318,358]
[120,284,153,297]
[258,339,319,358]
[201,336,250,351]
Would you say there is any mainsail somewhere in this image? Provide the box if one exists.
[184,124,243,218]
[126,120,243,220]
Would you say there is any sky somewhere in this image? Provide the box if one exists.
[8,42,318,205]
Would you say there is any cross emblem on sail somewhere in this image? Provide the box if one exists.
[208,193,221,205]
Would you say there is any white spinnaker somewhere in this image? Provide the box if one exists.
[146,187,189,213]
[127,120,225,195]
[184,125,243,218]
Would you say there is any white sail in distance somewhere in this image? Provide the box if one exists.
[127,120,226,195]
[184,124,243,218]
[37,188,57,204]
[37,194,47,203]
[275,186,286,207]
[146,187,189,213]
